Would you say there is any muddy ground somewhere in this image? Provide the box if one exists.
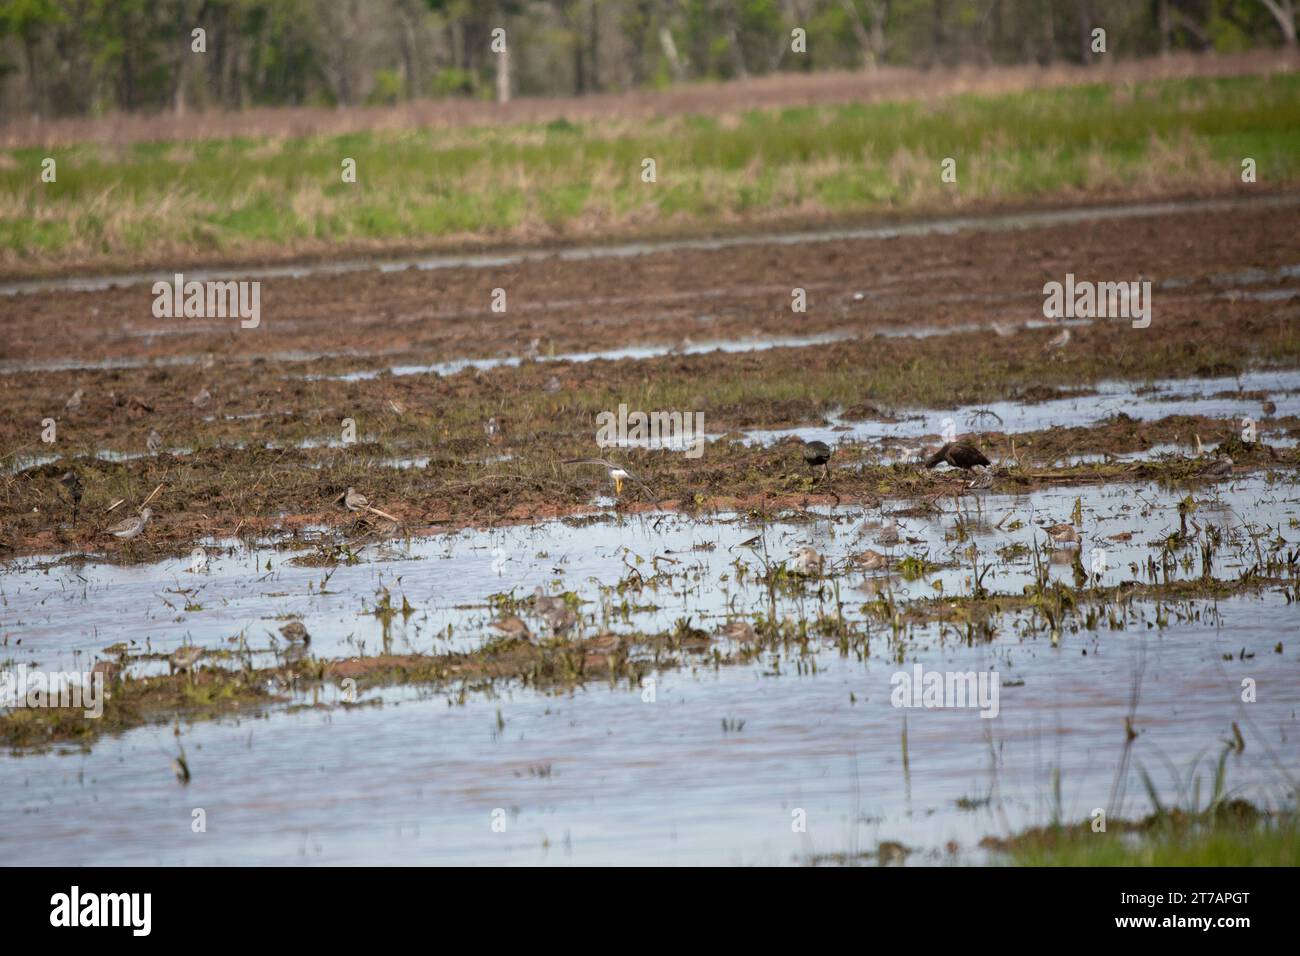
[1,196,1297,557]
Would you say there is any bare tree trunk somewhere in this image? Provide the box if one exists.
[723,0,749,78]
[496,45,511,103]
[1258,0,1297,47]
[658,27,686,81]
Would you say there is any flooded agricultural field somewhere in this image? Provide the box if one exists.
[4,136,1300,873]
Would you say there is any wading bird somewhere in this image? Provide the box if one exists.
[533,587,576,636]
[1201,456,1234,479]
[966,465,994,490]
[279,621,311,644]
[796,438,833,481]
[561,458,648,496]
[107,507,152,540]
[1044,523,1080,547]
[169,645,203,674]
[852,548,888,571]
[146,429,163,456]
[925,441,991,471]
[335,487,400,522]
[490,616,532,642]
[58,471,83,523]
[791,546,823,575]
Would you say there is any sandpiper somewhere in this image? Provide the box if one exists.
[65,388,84,412]
[169,645,204,673]
[852,548,888,571]
[925,441,991,471]
[485,416,499,439]
[279,621,311,644]
[877,518,900,547]
[791,546,823,575]
[1044,523,1080,546]
[57,470,83,522]
[562,458,648,496]
[966,465,994,490]
[1201,456,1234,479]
[490,616,532,642]
[1046,328,1071,350]
[720,620,758,642]
[107,507,152,540]
[146,428,163,456]
[192,388,212,408]
[343,487,369,511]
[533,588,576,636]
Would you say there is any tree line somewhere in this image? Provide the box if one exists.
[1,0,1295,118]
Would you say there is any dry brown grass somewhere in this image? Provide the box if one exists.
[2,50,1294,150]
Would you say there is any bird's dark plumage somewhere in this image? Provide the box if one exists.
[801,440,832,468]
[58,470,83,521]
[925,441,990,470]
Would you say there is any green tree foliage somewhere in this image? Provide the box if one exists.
[0,0,1293,118]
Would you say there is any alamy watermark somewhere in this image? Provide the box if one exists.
[596,403,705,459]
[1043,273,1151,329]
[152,273,261,329]
[890,664,999,719]
[1,668,105,719]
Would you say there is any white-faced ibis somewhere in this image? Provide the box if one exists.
[925,441,990,470]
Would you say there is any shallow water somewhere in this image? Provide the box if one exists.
[4,473,1294,674]
[1,589,1293,865]
[2,467,1296,863]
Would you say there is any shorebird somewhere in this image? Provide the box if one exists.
[544,376,562,394]
[107,507,152,540]
[966,465,994,490]
[57,470,83,522]
[877,518,900,547]
[192,388,212,408]
[169,645,204,674]
[791,546,823,575]
[562,458,648,496]
[1201,456,1234,479]
[278,621,311,644]
[333,486,399,522]
[852,548,888,571]
[1046,327,1071,350]
[1044,523,1080,546]
[532,587,576,636]
[146,429,163,456]
[65,389,84,412]
[485,416,499,439]
[720,620,758,642]
[490,616,532,642]
[925,441,991,471]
